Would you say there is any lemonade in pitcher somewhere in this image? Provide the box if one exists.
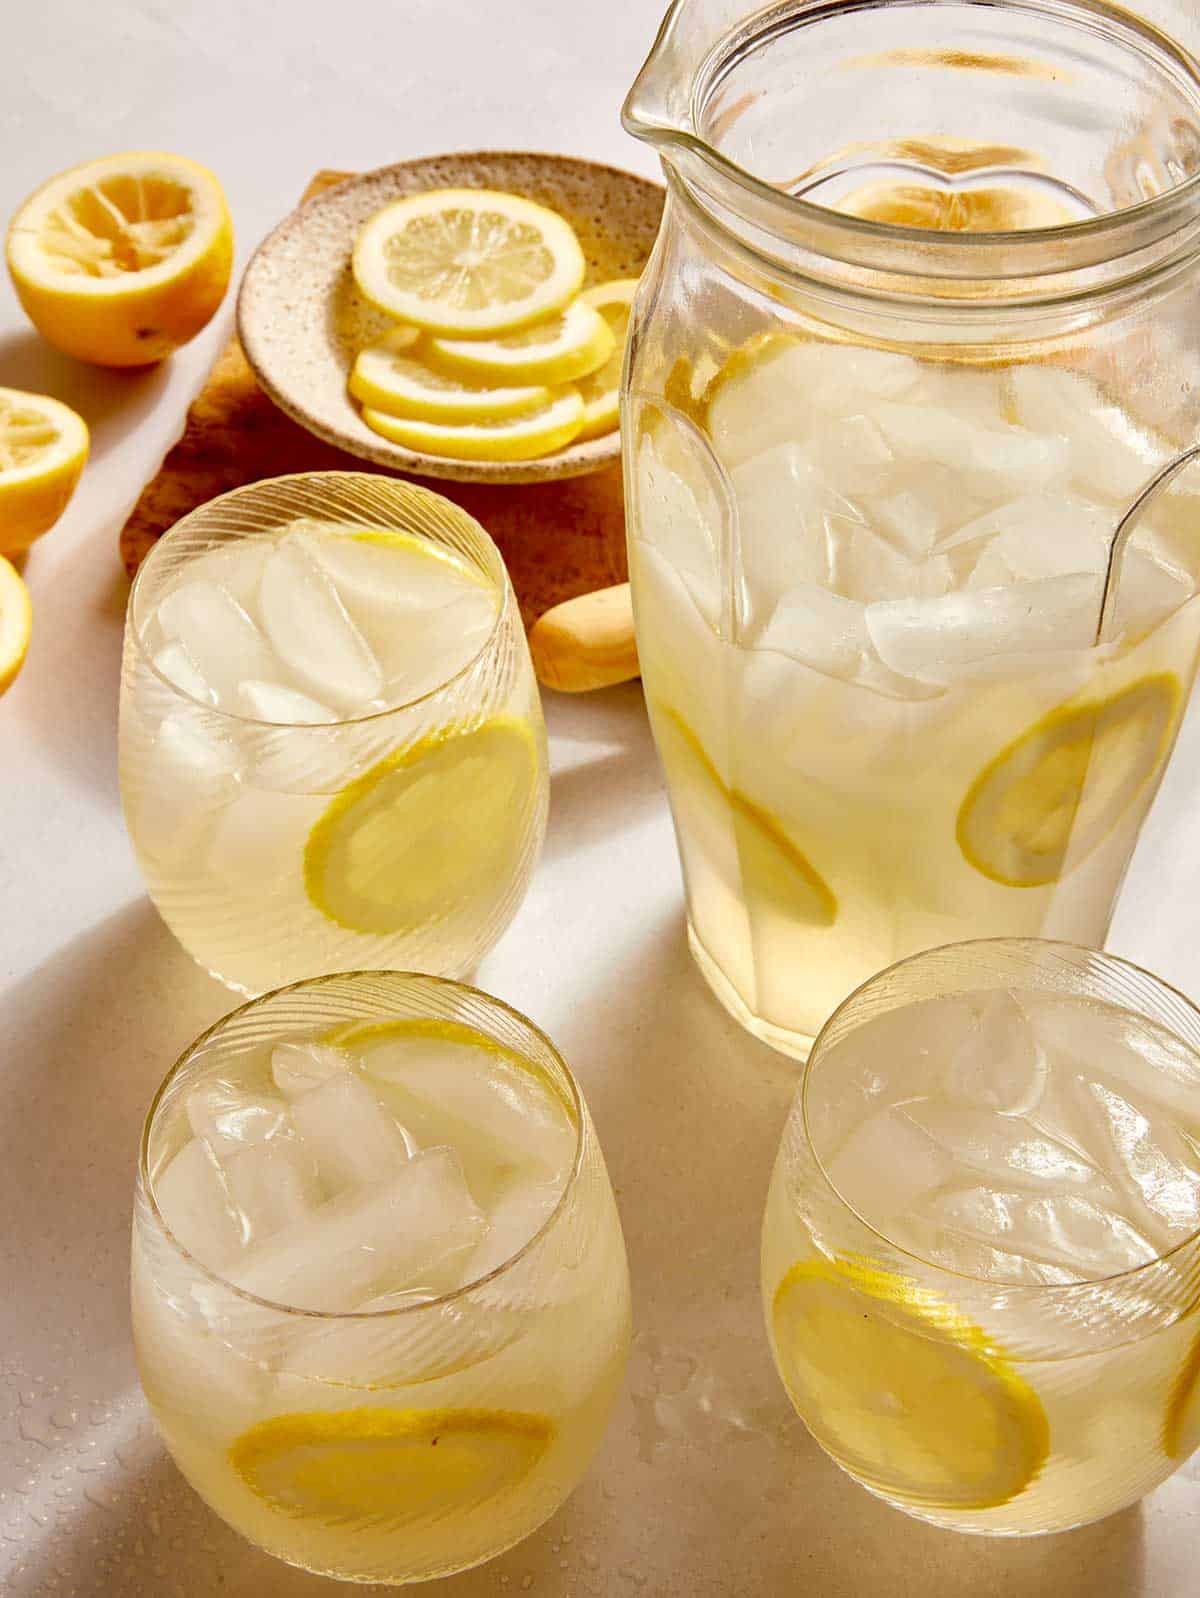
[622,0,1200,1056]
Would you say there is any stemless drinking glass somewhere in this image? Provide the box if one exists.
[119,472,548,994]
[761,938,1200,1536]
[132,971,632,1585]
[623,0,1200,1057]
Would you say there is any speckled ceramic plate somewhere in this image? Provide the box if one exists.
[237,152,664,485]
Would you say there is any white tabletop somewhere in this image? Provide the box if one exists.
[4,2,1200,1594]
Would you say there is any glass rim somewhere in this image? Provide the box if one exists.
[137,968,587,1322]
[624,0,1200,267]
[126,470,511,730]
[800,934,1200,1296]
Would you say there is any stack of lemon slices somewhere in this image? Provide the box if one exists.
[350,189,635,462]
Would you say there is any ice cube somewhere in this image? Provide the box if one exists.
[257,537,383,711]
[923,1186,1158,1276]
[1110,547,1195,639]
[236,680,337,724]
[918,365,1010,428]
[272,1041,359,1100]
[862,488,944,561]
[825,1107,952,1224]
[296,522,485,613]
[753,583,868,678]
[464,1175,563,1283]
[223,1136,324,1246]
[1081,1080,1200,1237]
[153,641,216,706]
[360,1036,575,1190]
[1009,366,1165,505]
[873,404,1071,496]
[900,1101,1098,1189]
[731,445,842,620]
[865,573,1102,683]
[709,340,920,468]
[154,580,280,709]
[153,1138,242,1270]
[809,413,894,494]
[230,1146,487,1311]
[205,786,313,885]
[371,589,497,705]
[938,495,1114,580]
[137,707,241,860]
[943,990,1049,1116]
[635,428,725,627]
[289,1071,417,1191]
[187,1080,290,1156]
[178,539,271,610]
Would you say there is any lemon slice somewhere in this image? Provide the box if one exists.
[958,674,1180,888]
[350,344,550,423]
[1164,1325,1200,1461]
[574,279,639,441]
[771,1258,1048,1510]
[655,704,837,926]
[838,181,1077,231]
[230,1406,552,1528]
[362,389,585,463]
[7,151,233,367]
[352,189,585,337]
[304,717,540,935]
[426,297,614,387]
[0,388,89,555]
[0,556,32,694]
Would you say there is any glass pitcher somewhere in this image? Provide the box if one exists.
[621,0,1200,1058]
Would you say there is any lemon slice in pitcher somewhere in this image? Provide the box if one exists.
[655,705,836,926]
[304,717,540,936]
[957,674,1180,888]
[771,1259,1048,1510]
[230,1406,552,1528]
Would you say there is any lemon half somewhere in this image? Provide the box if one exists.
[7,151,232,367]
[771,1258,1049,1511]
[304,717,540,936]
[0,388,89,554]
[958,674,1180,888]
[0,556,32,694]
[353,189,585,337]
[230,1406,552,1528]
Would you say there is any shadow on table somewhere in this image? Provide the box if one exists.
[542,680,665,868]
[0,329,175,466]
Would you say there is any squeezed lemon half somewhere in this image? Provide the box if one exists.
[230,1406,552,1527]
[771,1258,1049,1510]
[957,674,1180,888]
[352,189,585,337]
[304,717,540,937]
[0,387,89,554]
[655,704,837,927]
[7,151,232,367]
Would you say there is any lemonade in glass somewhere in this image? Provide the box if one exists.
[761,938,1200,1535]
[119,473,548,994]
[132,971,631,1584]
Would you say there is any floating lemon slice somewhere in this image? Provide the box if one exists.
[230,1406,552,1528]
[655,705,837,926]
[1164,1324,1200,1461]
[838,181,1077,232]
[771,1258,1048,1510]
[0,388,89,555]
[7,151,232,367]
[352,189,585,337]
[958,674,1180,888]
[362,389,585,463]
[0,556,32,694]
[350,343,550,423]
[304,717,540,936]
[426,297,613,387]
[574,278,638,441]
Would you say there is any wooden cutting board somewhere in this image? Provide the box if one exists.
[118,170,629,631]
